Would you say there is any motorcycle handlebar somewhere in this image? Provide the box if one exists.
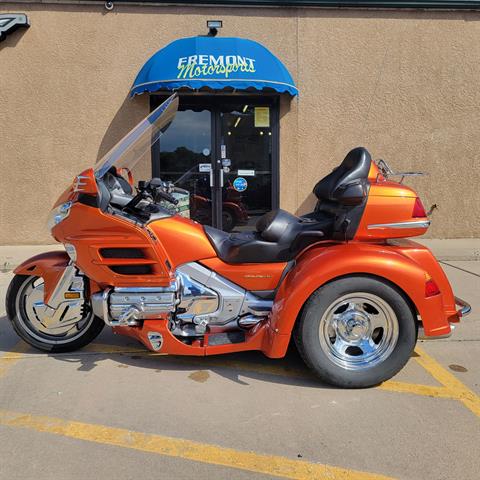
[155,188,179,205]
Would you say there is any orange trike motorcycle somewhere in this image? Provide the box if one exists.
[6,94,470,388]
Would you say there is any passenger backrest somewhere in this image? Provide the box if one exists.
[313,147,371,206]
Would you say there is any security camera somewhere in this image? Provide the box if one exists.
[104,1,114,10]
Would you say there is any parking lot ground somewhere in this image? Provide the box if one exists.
[0,261,479,480]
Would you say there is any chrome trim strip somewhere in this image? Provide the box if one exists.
[114,284,177,293]
[46,264,79,309]
[102,288,111,325]
[455,296,471,317]
[367,220,431,230]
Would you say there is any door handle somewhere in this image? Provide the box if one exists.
[209,168,224,188]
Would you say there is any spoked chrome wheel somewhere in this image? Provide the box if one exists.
[319,293,399,370]
[16,276,94,344]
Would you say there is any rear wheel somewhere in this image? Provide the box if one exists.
[294,276,417,388]
[6,274,104,353]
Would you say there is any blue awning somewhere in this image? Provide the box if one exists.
[130,36,298,97]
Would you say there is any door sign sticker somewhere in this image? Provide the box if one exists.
[221,144,227,159]
[254,107,270,127]
[237,169,255,177]
[233,177,248,192]
[199,163,211,172]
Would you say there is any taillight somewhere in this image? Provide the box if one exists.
[412,197,427,218]
[425,278,441,297]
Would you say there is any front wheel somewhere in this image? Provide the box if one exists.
[294,276,417,388]
[222,210,236,232]
[6,274,104,353]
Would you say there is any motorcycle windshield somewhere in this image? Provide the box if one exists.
[94,94,179,179]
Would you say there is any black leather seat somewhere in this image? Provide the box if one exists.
[204,209,334,264]
[204,147,372,264]
[307,147,372,240]
[313,147,371,205]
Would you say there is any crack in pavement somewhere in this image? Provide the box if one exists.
[439,260,480,278]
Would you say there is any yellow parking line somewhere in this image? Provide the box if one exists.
[0,341,29,378]
[414,347,480,418]
[377,381,453,399]
[0,409,395,480]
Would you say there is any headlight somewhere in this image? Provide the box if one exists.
[47,201,72,230]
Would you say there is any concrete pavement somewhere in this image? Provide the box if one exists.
[0,259,478,479]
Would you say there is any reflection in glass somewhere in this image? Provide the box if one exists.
[152,100,274,232]
[158,110,214,226]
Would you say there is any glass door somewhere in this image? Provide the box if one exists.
[153,106,215,226]
[218,101,274,231]
[151,95,278,232]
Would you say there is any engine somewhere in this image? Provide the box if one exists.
[91,262,273,338]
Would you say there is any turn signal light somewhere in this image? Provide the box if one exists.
[64,292,81,299]
[412,197,427,218]
[425,278,441,297]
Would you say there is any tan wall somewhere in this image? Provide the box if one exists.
[1,2,479,244]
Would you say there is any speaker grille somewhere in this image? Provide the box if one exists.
[109,265,152,275]
[100,248,145,259]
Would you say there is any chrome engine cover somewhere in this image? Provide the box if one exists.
[110,286,177,322]
[91,283,178,327]
[92,262,273,332]
[176,263,245,326]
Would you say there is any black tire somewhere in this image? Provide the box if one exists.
[222,210,236,232]
[6,274,104,353]
[294,276,417,388]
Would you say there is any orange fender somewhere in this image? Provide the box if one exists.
[264,240,455,358]
[14,251,69,304]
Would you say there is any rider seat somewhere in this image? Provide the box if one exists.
[204,147,372,264]
[204,209,334,264]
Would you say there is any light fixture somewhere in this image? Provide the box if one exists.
[242,105,248,113]
[0,13,29,42]
[207,20,222,37]
[234,118,241,128]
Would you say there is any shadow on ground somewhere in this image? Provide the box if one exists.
[54,342,333,389]
[0,316,338,389]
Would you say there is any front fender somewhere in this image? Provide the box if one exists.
[265,241,454,358]
[14,251,69,304]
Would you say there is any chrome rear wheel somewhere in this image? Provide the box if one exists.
[319,293,399,371]
[295,276,417,388]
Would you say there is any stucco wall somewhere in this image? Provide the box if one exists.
[1,2,479,244]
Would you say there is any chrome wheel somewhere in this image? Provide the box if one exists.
[319,292,399,371]
[15,276,94,345]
